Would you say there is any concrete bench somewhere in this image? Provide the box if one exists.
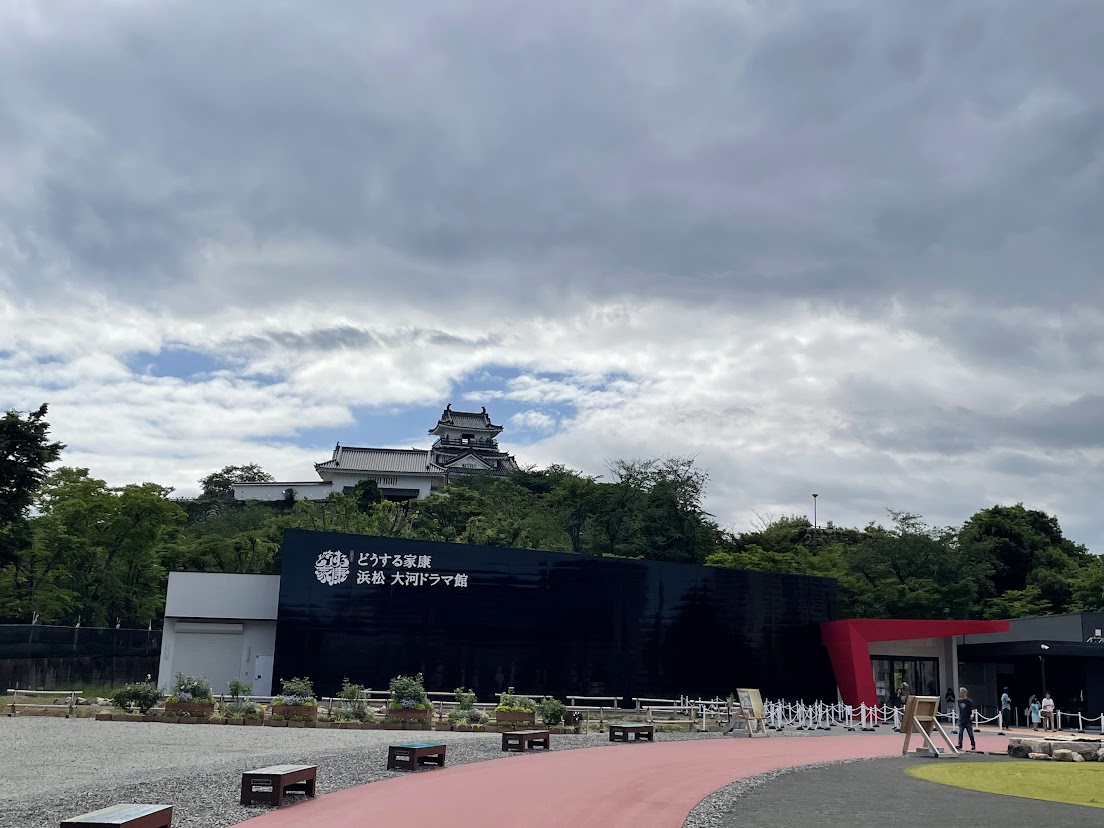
[61,804,172,827]
[240,764,317,806]
[609,723,655,742]
[387,742,447,771]
[501,729,551,752]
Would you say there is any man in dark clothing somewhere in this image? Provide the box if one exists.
[956,687,977,751]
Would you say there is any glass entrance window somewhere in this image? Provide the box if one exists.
[871,656,940,706]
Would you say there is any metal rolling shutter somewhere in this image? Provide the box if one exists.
[171,623,244,695]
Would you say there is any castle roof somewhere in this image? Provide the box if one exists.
[316,446,445,476]
[430,404,502,433]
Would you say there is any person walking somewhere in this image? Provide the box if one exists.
[1000,687,1012,730]
[1029,695,1041,731]
[956,687,977,751]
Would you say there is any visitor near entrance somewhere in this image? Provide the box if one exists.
[1000,687,1011,730]
[1028,695,1041,730]
[956,687,977,751]
[1040,692,1055,731]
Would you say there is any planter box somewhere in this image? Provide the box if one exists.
[207,718,226,725]
[402,722,430,730]
[272,704,318,721]
[265,719,288,727]
[382,722,403,730]
[95,713,113,721]
[242,718,262,726]
[361,722,378,730]
[287,720,306,728]
[386,707,432,724]
[227,718,245,726]
[314,721,333,729]
[495,711,537,725]
[159,716,180,724]
[165,701,215,717]
[142,715,159,722]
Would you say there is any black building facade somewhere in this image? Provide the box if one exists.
[274,529,839,702]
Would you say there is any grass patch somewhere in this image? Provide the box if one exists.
[907,761,1104,809]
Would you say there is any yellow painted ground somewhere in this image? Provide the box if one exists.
[907,761,1104,809]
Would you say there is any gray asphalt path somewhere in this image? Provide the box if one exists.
[717,755,1102,827]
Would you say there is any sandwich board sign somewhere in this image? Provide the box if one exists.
[901,695,959,758]
[730,688,769,737]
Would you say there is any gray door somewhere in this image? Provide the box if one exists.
[172,629,244,695]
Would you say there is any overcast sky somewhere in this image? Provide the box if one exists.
[2,1,1102,548]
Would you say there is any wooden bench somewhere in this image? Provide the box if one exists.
[61,804,172,827]
[240,764,317,806]
[501,729,551,752]
[609,723,655,742]
[386,742,447,771]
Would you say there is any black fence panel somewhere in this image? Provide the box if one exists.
[0,626,161,660]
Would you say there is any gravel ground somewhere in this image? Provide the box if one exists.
[684,754,1101,828]
[0,717,726,828]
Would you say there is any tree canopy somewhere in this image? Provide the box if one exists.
[0,405,65,566]
[0,408,1101,627]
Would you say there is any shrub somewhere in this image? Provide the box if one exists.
[338,678,368,720]
[111,682,163,714]
[228,677,252,699]
[495,687,537,713]
[171,673,213,702]
[454,687,477,710]
[388,672,430,710]
[277,676,316,706]
[537,697,567,726]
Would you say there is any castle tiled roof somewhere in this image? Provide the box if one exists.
[431,404,501,432]
[316,446,445,475]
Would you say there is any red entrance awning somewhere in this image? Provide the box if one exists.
[821,619,1010,706]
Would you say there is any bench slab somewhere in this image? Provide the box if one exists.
[387,742,447,771]
[609,723,656,742]
[61,803,173,827]
[240,764,317,807]
[502,729,551,752]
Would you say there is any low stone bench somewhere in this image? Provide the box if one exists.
[387,742,447,771]
[609,723,655,743]
[240,764,317,806]
[502,729,551,752]
[61,804,173,827]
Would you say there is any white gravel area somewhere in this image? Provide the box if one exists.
[0,717,724,828]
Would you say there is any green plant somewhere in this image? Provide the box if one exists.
[170,673,213,702]
[338,677,368,720]
[277,676,316,705]
[454,687,477,710]
[228,677,252,699]
[111,682,164,714]
[537,697,567,726]
[495,687,537,713]
[388,672,430,710]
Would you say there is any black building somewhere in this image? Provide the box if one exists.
[959,613,1104,719]
[273,529,839,702]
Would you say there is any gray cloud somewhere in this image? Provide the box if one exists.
[4,1,1104,549]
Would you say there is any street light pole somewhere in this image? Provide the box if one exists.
[812,494,818,529]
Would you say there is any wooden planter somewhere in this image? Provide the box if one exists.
[287,720,305,728]
[495,710,537,725]
[386,707,432,723]
[165,700,215,717]
[242,718,262,726]
[314,721,333,729]
[272,704,318,721]
[227,718,245,726]
[265,719,288,727]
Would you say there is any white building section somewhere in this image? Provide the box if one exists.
[233,404,519,503]
[158,572,280,696]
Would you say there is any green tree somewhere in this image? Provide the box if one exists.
[198,463,273,499]
[0,405,64,566]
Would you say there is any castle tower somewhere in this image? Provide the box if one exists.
[429,404,519,476]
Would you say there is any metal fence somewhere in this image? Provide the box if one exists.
[0,625,161,660]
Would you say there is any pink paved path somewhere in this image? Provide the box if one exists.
[234,732,1008,828]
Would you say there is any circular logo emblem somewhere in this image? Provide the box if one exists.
[314,550,350,586]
